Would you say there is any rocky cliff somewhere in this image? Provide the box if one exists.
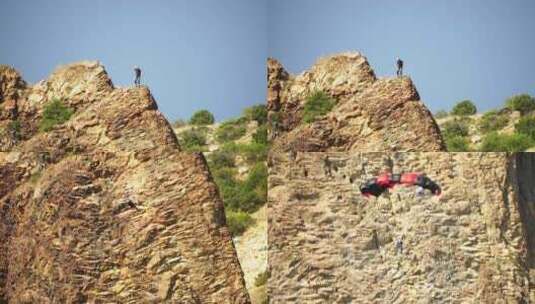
[0,62,250,303]
[268,152,535,303]
[267,52,445,152]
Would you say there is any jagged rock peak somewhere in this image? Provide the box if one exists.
[0,61,250,303]
[267,51,445,152]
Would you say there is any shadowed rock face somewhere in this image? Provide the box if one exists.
[268,152,535,303]
[0,62,250,303]
[267,52,446,152]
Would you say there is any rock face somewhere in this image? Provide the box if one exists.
[0,62,250,303]
[268,152,535,303]
[267,52,445,152]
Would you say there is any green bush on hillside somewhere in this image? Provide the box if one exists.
[239,142,268,163]
[515,116,535,140]
[209,148,236,169]
[302,91,336,123]
[434,110,449,119]
[244,104,268,124]
[253,125,268,145]
[478,110,509,133]
[445,136,471,152]
[226,210,255,236]
[480,132,533,152]
[7,120,22,140]
[213,162,267,213]
[442,119,470,138]
[178,127,207,152]
[172,118,187,128]
[39,98,73,132]
[505,94,535,115]
[269,112,281,125]
[189,109,215,125]
[215,118,247,143]
[451,100,477,116]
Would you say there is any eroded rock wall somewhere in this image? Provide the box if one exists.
[0,62,250,303]
[268,152,534,303]
[267,53,445,152]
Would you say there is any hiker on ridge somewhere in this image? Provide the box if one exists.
[134,66,142,87]
[396,57,404,77]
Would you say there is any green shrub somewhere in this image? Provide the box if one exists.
[480,132,533,152]
[7,119,22,139]
[244,104,268,124]
[178,128,207,152]
[252,125,268,144]
[226,210,255,236]
[302,91,336,123]
[255,271,269,287]
[478,110,509,133]
[172,118,187,128]
[445,136,470,152]
[212,167,238,188]
[239,163,268,211]
[269,112,281,125]
[505,94,535,115]
[515,116,535,140]
[189,109,215,125]
[442,119,470,138]
[434,110,448,119]
[215,119,247,143]
[209,149,236,169]
[213,162,267,213]
[451,100,477,116]
[238,142,268,163]
[39,98,73,132]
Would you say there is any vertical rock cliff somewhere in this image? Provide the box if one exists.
[0,62,250,303]
[268,152,535,303]
[267,52,445,152]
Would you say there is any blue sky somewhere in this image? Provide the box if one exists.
[268,0,535,113]
[0,0,267,122]
[1,1,535,120]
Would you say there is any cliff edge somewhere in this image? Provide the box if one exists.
[0,62,250,303]
[267,52,445,152]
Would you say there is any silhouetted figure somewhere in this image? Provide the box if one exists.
[134,66,142,86]
[396,57,404,77]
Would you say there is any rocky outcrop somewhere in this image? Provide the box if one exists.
[0,62,250,303]
[268,152,535,303]
[267,52,445,152]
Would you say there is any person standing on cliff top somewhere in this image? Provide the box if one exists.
[396,57,404,77]
[134,66,142,87]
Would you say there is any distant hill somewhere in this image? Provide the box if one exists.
[173,107,268,304]
[434,96,535,152]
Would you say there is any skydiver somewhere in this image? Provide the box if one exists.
[360,172,441,197]
[396,57,404,77]
[134,66,142,87]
